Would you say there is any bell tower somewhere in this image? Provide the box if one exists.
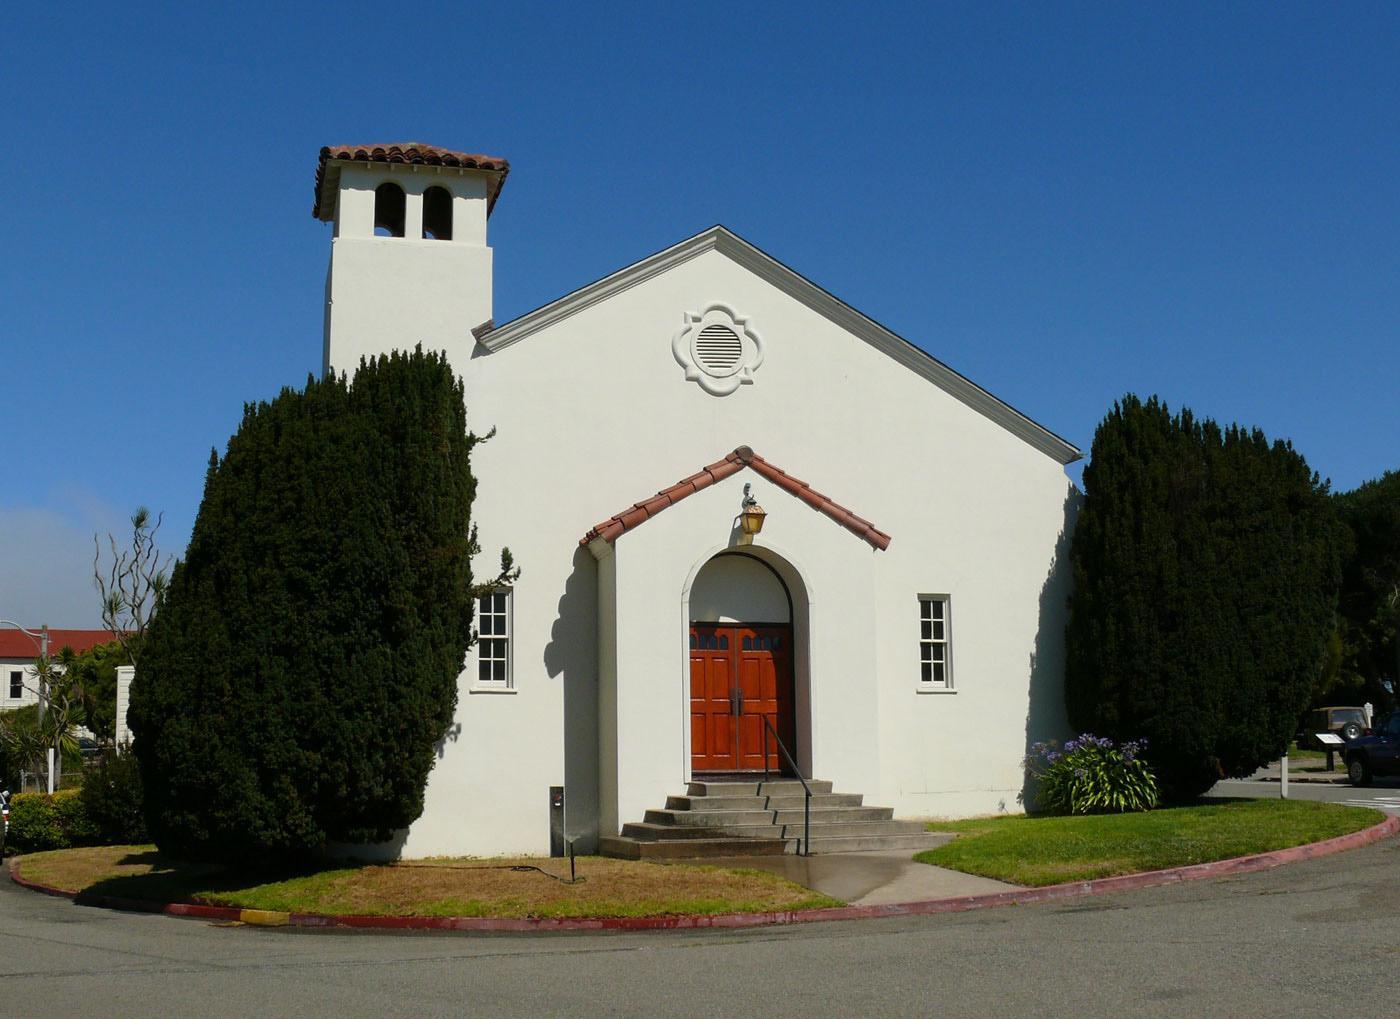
[314,143,508,376]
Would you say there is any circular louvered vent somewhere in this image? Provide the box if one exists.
[694,324,743,373]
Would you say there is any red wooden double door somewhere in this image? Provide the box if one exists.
[689,623,795,774]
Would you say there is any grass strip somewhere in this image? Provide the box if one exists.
[14,846,839,919]
[917,799,1384,887]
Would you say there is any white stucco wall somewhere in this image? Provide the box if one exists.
[325,214,1076,857]
[689,554,790,624]
[1,659,40,709]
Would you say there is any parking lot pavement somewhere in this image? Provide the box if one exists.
[1210,777,1400,812]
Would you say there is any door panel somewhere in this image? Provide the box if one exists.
[690,623,794,774]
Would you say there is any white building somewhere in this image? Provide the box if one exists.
[0,629,116,710]
[315,143,1080,858]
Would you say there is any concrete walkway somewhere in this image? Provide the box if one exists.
[681,847,1019,906]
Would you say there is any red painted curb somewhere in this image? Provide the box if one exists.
[9,814,1397,933]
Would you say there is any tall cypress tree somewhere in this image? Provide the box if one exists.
[1331,471,1400,711]
[1065,395,1341,800]
[131,348,478,859]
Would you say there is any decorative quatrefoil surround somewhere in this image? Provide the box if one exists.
[671,303,765,396]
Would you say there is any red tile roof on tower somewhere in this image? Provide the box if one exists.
[581,446,892,551]
[0,629,118,658]
[313,143,511,220]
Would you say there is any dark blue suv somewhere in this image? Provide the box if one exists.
[1343,712,1400,787]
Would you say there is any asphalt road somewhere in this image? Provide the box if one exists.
[3,832,1400,1018]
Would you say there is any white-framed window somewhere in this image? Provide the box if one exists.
[475,589,513,689]
[918,596,953,691]
[8,670,22,699]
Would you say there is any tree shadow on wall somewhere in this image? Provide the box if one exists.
[544,546,599,852]
[1021,485,1081,810]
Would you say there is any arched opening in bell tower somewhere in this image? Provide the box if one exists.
[374,182,406,237]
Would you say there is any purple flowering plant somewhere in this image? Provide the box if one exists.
[1024,734,1158,815]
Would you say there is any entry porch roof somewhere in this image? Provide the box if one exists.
[581,445,891,552]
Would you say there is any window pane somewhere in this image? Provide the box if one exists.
[933,662,945,685]
[493,660,506,683]
[920,599,932,621]
[494,593,506,613]
[931,620,944,640]
[928,600,943,621]
[929,645,944,663]
[921,661,932,683]
[921,620,931,639]
[479,659,493,683]
[920,644,932,663]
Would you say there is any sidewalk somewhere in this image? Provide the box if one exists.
[680,846,1019,906]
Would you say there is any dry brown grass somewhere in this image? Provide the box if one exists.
[14,846,838,919]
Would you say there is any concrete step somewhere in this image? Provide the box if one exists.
[665,792,864,811]
[598,835,789,860]
[802,832,951,854]
[686,779,834,797]
[776,819,928,838]
[644,806,895,827]
[623,819,929,842]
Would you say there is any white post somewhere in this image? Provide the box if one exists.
[41,625,54,795]
[1364,702,1374,728]
[1280,753,1289,798]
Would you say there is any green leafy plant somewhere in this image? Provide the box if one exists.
[1025,734,1159,815]
[79,750,148,844]
[1065,395,1342,799]
[7,790,94,852]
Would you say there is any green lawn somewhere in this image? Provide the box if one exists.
[13,846,840,919]
[1286,741,1328,761]
[917,799,1383,887]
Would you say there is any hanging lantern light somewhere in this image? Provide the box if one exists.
[738,482,767,544]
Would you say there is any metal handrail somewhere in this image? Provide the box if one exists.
[760,716,812,856]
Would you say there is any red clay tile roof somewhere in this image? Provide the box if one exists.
[581,446,892,551]
[313,143,510,220]
[0,629,118,658]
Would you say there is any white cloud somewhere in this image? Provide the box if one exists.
[0,502,158,629]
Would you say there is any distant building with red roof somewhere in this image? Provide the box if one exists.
[1,628,117,708]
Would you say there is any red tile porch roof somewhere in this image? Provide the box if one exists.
[581,446,892,551]
[0,629,118,658]
[313,143,511,220]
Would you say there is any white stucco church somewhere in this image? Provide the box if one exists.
[314,143,1080,859]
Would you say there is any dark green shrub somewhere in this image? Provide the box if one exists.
[53,787,98,844]
[79,751,147,844]
[132,348,481,861]
[7,790,94,852]
[1329,471,1400,712]
[1025,735,1159,814]
[1065,395,1342,800]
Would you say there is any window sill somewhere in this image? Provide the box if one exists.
[468,685,517,695]
[916,687,957,695]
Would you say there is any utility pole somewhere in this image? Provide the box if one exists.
[0,621,53,793]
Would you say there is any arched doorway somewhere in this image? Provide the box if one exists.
[687,552,797,775]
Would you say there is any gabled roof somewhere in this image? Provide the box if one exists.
[0,629,118,658]
[477,225,1082,466]
[313,143,511,220]
[582,445,891,551]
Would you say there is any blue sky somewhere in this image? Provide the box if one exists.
[3,2,1397,626]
